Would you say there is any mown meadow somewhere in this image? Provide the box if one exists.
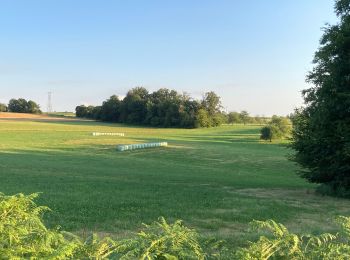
[0,118,349,248]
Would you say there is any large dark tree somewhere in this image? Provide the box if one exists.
[147,88,182,127]
[8,98,41,114]
[75,105,88,118]
[120,87,148,124]
[100,95,121,122]
[291,0,350,195]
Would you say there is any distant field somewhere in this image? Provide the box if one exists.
[0,112,52,119]
[0,118,349,247]
[0,112,78,120]
[48,112,76,117]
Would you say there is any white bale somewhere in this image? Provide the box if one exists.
[117,142,168,152]
[92,132,125,136]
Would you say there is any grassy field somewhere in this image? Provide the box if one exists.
[0,117,349,247]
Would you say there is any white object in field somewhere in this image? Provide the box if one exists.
[117,142,168,151]
[92,132,125,136]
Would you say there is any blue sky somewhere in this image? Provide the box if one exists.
[0,0,337,115]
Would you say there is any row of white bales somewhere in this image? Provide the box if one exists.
[91,132,168,151]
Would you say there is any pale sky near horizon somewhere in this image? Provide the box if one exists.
[0,0,338,116]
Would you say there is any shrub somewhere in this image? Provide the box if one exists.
[260,116,291,141]
[0,192,121,259]
[235,217,350,259]
[260,126,273,142]
[119,217,205,259]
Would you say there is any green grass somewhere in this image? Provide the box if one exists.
[47,112,76,117]
[0,119,349,247]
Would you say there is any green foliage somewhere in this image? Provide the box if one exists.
[260,116,291,141]
[239,111,250,125]
[227,112,268,125]
[227,112,241,124]
[76,105,102,120]
[235,220,303,259]
[121,87,149,124]
[196,108,211,127]
[236,217,350,259]
[101,95,121,122]
[269,116,291,136]
[291,0,350,194]
[7,98,41,114]
[201,92,222,117]
[0,192,75,258]
[120,217,205,259]
[0,192,121,259]
[145,88,183,127]
[75,87,225,128]
[260,126,273,142]
[27,100,42,114]
[0,193,205,259]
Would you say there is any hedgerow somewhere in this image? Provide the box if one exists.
[1,192,349,259]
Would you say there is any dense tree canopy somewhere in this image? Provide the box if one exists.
[100,95,121,122]
[291,0,350,195]
[76,87,226,128]
[7,98,41,114]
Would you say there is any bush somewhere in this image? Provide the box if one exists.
[260,116,291,141]
[235,217,350,259]
[196,108,211,127]
[0,192,121,259]
[120,217,205,259]
[260,126,273,142]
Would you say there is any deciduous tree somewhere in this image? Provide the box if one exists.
[291,0,350,195]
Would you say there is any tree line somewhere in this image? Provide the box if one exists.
[226,111,269,125]
[76,87,227,128]
[0,98,41,114]
[76,87,270,128]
